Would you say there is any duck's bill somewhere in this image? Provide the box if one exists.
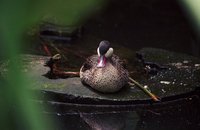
[97,56,106,68]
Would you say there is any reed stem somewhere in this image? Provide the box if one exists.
[128,77,160,101]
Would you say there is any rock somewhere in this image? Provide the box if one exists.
[1,48,200,112]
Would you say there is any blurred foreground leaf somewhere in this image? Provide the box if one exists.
[0,0,107,129]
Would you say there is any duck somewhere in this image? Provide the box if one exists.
[80,40,129,93]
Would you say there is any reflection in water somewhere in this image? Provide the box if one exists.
[49,112,139,130]
[44,95,200,130]
[80,113,127,130]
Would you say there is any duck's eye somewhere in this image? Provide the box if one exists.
[105,48,113,58]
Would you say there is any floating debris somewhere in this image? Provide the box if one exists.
[170,62,190,69]
[195,64,200,67]
[160,81,171,85]
[183,60,189,64]
[173,62,182,66]
[144,85,148,89]
[161,89,166,93]
[56,113,61,116]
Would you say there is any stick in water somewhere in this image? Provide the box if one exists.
[128,77,160,101]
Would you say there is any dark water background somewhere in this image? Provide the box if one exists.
[80,0,199,57]
[27,0,200,129]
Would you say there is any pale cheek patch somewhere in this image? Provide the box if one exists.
[97,47,100,57]
[105,48,113,58]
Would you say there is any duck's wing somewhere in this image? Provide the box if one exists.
[80,55,98,72]
[87,55,98,66]
[112,54,127,69]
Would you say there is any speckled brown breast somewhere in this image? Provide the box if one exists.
[80,55,129,93]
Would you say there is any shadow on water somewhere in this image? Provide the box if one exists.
[23,0,200,130]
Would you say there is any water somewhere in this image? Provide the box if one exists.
[43,95,200,130]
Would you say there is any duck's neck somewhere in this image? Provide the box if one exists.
[97,56,106,68]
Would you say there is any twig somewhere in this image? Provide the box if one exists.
[53,69,80,77]
[49,42,68,61]
[128,77,160,102]
[45,54,80,78]
[42,43,52,56]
